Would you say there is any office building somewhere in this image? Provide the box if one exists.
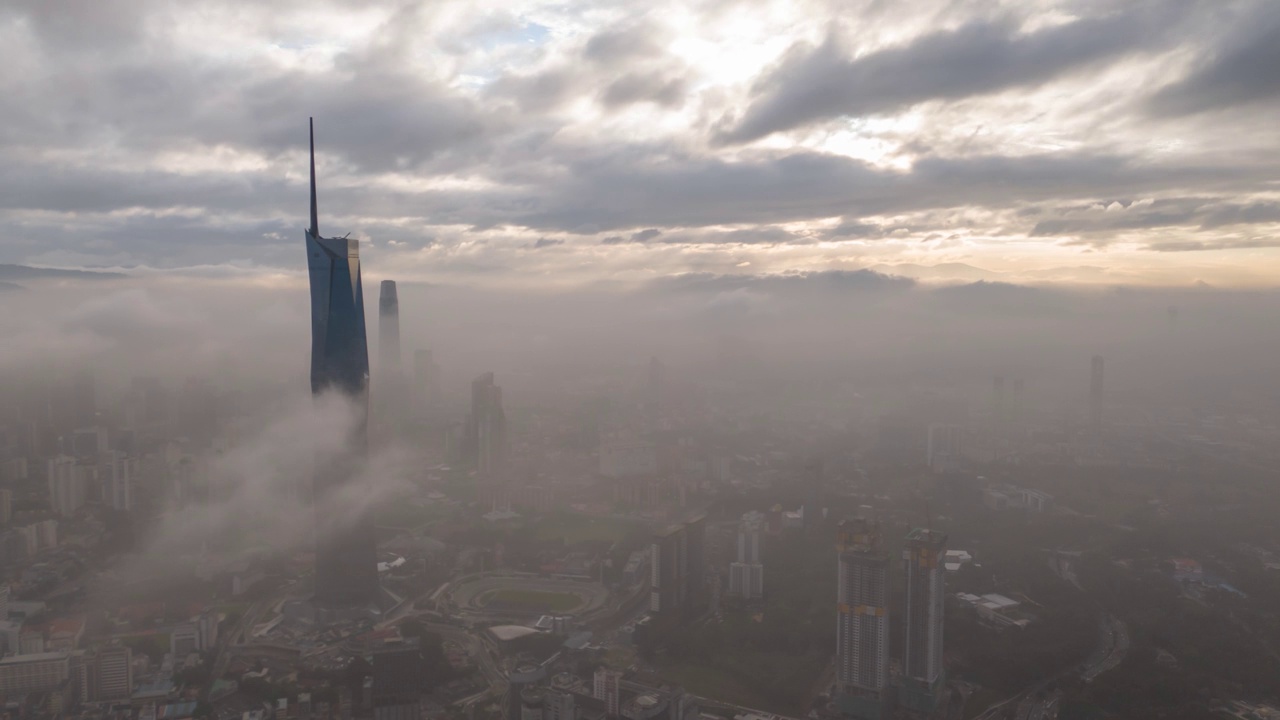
[372,640,424,720]
[465,372,507,476]
[835,518,890,720]
[95,645,133,702]
[47,456,86,518]
[650,514,706,621]
[593,668,620,717]
[728,512,764,600]
[171,624,199,657]
[1090,355,1104,431]
[901,528,947,714]
[305,118,380,609]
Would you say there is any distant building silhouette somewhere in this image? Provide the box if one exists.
[1090,355,1105,431]
[728,512,764,600]
[464,372,506,476]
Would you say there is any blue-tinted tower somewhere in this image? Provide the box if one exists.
[305,118,380,608]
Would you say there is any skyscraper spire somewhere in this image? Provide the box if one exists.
[309,117,319,238]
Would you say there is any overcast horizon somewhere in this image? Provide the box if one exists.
[3,0,1280,288]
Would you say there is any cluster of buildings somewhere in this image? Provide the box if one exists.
[507,663,701,720]
[835,520,948,720]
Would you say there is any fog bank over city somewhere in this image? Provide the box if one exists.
[6,272,1280,417]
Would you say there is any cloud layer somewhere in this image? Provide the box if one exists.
[3,0,1280,285]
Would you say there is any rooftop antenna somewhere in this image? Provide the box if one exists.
[309,117,319,238]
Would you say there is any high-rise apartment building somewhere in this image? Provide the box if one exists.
[593,668,620,717]
[728,512,764,600]
[835,518,890,720]
[465,372,507,476]
[901,528,947,714]
[305,118,380,609]
[47,456,85,518]
[0,652,71,695]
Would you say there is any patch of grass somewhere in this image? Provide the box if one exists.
[479,588,583,612]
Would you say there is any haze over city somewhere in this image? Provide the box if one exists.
[1,2,1279,720]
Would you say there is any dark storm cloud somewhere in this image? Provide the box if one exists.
[719,3,1193,144]
[1147,2,1280,116]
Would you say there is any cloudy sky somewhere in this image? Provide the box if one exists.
[3,0,1279,287]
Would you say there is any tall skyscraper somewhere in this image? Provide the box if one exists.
[901,528,947,714]
[465,372,506,476]
[305,118,380,609]
[729,512,764,600]
[836,518,890,720]
[1090,355,1104,431]
[377,280,407,429]
[378,280,401,375]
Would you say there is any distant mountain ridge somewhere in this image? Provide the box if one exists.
[0,264,125,281]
